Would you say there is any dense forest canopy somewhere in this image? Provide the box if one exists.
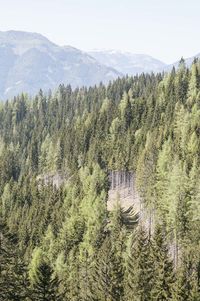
[0,59,200,300]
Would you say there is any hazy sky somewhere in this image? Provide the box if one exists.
[0,0,199,63]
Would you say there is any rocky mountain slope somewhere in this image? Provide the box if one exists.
[0,31,121,99]
[89,49,167,75]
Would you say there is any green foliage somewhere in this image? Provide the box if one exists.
[0,60,200,300]
[151,226,175,300]
[29,248,61,300]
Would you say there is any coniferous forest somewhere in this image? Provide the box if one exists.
[0,60,200,300]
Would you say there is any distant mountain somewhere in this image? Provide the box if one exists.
[184,53,200,65]
[0,31,121,99]
[89,50,167,75]
[164,53,200,71]
[0,31,199,100]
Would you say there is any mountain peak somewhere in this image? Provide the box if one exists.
[0,30,50,41]
[0,30,121,100]
[0,30,55,56]
[0,30,199,100]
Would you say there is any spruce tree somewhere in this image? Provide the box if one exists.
[123,226,155,301]
[0,221,28,300]
[29,261,61,301]
[151,226,175,301]
[29,248,61,301]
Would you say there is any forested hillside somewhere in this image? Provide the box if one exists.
[0,59,200,300]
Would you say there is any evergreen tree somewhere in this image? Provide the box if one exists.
[151,226,175,301]
[30,262,61,301]
[0,221,28,300]
[29,248,61,301]
[124,227,154,301]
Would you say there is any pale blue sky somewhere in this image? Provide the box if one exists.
[0,0,199,63]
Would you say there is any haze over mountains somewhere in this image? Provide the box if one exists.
[0,31,121,99]
[89,50,166,75]
[0,30,199,99]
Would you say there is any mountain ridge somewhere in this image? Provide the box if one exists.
[0,30,121,99]
[89,49,167,75]
[0,30,199,100]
